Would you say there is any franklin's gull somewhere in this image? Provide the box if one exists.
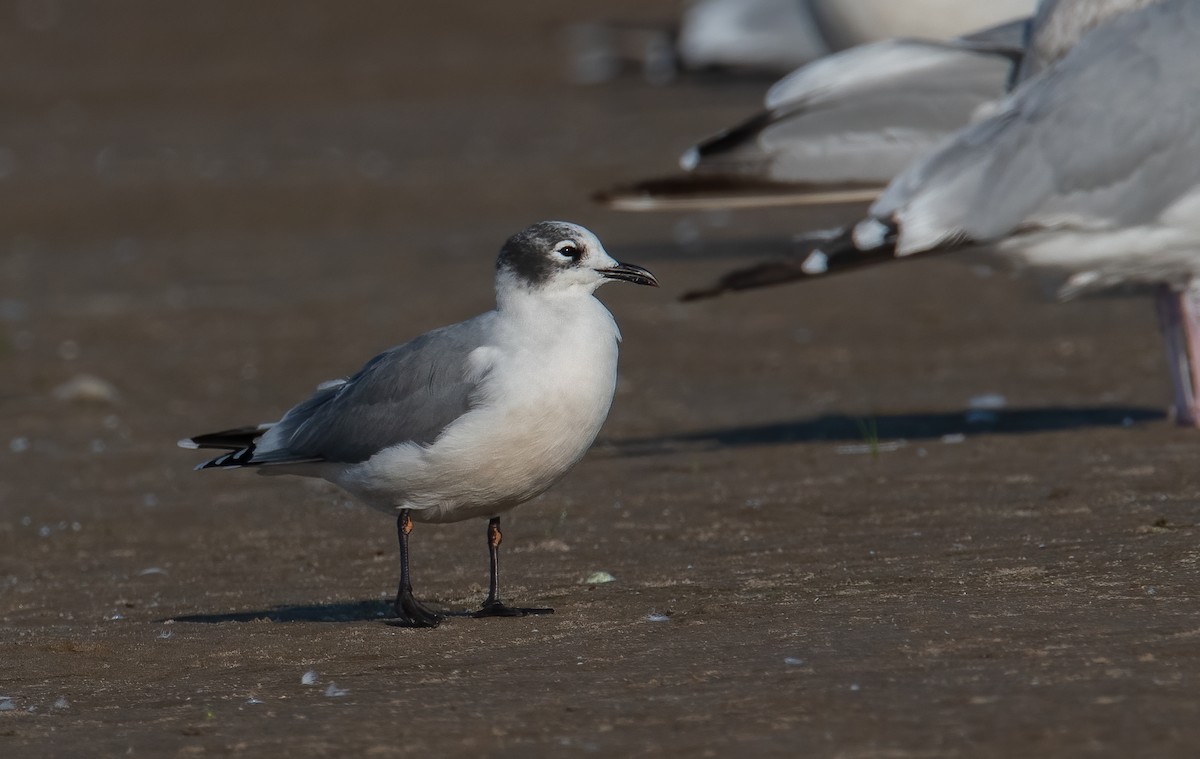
[179,222,660,627]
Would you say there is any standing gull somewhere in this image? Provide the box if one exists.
[179,222,659,627]
[684,0,1200,424]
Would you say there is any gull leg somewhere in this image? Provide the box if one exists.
[1155,284,1200,427]
[390,510,444,628]
[473,516,554,619]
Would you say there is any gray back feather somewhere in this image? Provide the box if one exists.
[873,0,1200,249]
[253,312,496,465]
[1018,0,1163,83]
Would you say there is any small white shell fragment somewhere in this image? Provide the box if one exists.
[52,374,120,404]
[323,683,349,698]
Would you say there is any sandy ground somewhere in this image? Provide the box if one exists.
[3,2,1200,756]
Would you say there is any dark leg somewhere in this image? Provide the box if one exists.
[473,516,553,618]
[389,510,443,628]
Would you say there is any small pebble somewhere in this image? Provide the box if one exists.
[57,340,80,361]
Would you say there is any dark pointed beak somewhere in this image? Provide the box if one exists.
[599,261,660,287]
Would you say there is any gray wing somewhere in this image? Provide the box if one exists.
[251,312,496,465]
[595,29,1025,212]
[692,33,1021,187]
[873,1,1200,255]
[1017,0,1162,83]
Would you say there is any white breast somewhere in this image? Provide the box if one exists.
[997,186,1200,298]
[341,293,622,523]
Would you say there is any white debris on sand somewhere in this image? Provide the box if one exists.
[301,670,318,685]
[53,373,119,404]
[323,683,349,698]
[966,393,1007,424]
[645,612,670,622]
[583,571,616,585]
[835,440,907,455]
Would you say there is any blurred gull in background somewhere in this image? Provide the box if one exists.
[569,0,1033,85]
[807,0,1033,49]
[684,0,1200,425]
[597,18,1029,211]
[675,0,831,74]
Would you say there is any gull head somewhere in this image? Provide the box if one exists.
[497,221,659,295]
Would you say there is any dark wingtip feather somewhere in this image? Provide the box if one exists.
[593,174,881,212]
[182,425,271,451]
[690,110,777,163]
[681,260,826,301]
[195,446,258,470]
[680,223,901,302]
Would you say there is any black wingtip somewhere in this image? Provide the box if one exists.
[593,174,881,212]
[680,222,900,302]
[196,446,258,470]
[182,425,270,451]
[690,110,777,164]
[680,260,823,301]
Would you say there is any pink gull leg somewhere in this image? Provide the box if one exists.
[1155,283,1200,427]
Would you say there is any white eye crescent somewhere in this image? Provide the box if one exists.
[554,241,582,260]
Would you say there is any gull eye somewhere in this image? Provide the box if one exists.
[554,242,582,261]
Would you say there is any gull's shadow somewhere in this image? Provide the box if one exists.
[600,406,1165,457]
[166,599,393,624]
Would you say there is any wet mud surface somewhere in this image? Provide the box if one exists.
[3,2,1200,756]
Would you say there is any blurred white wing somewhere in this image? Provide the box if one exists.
[807,0,1034,49]
[598,24,1023,211]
